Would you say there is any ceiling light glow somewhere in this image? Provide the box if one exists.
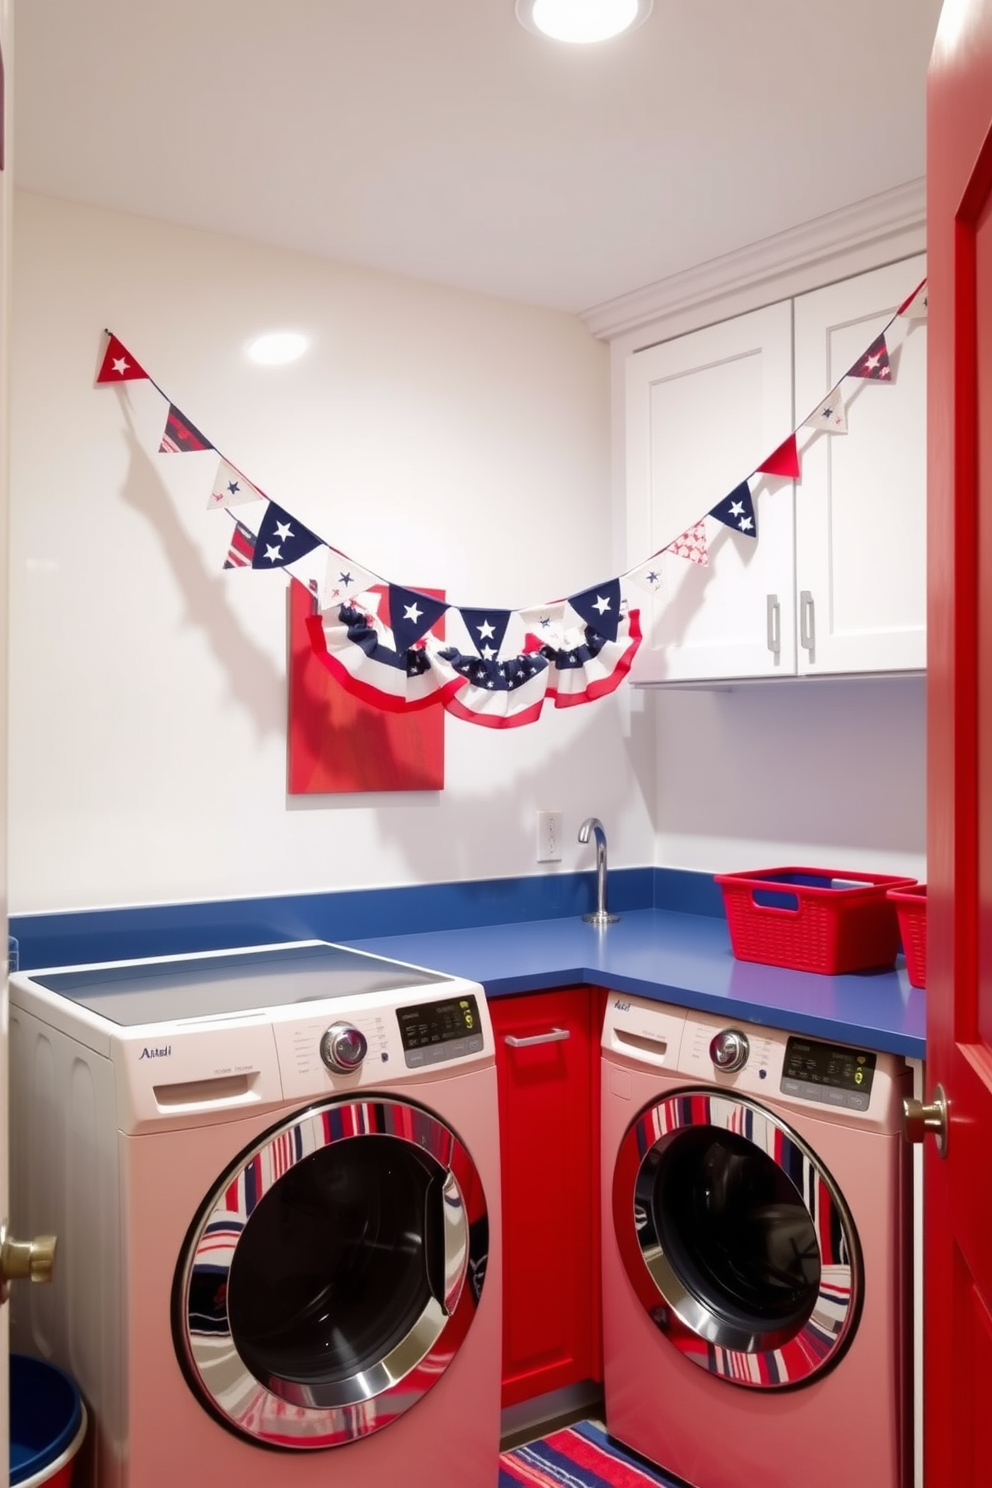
[245,331,309,366]
[516,0,651,44]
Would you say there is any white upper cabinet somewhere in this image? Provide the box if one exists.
[625,254,926,682]
[792,256,927,674]
[625,300,796,681]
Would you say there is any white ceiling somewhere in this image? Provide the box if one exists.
[12,0,943,315]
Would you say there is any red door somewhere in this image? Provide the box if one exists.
[926,4,992,1481]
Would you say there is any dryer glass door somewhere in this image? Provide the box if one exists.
[173,1096,489,1448]
[612,1088,862,1388]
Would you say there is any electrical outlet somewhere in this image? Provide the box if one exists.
[536,810,563,863]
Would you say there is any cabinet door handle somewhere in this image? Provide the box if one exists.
[504,1028,571,1048]
[799,590,816,654]
[766,594,781,657]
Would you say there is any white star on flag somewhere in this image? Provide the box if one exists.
[112,357,129,375]
[593,594,612,615]
[803,389,848,435]
[404,602,423,625]
[263,544,282,563]
[274,520,294,541]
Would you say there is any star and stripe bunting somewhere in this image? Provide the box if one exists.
[94,288,925,727]
[160,403,213,453]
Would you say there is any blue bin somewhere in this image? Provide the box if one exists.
[10,1354,86,1487]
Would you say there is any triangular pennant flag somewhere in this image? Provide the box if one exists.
[388,585,449,652]
[96,333,149,384]
[323,555,381,611]
[284,543,331,601]
[709,480,756,537]
[457,608,512,661]
[566,578,623,642]
[803,388,848,435]
[208,458,266,510]
[159,404,214,453]
[625,553,667,592]
[252,501,323,569]
[663,521,709,565]
[756,432,800,480]
[897,278,928,320]
[847,334,892,381]
[224,517,258,569]
[518,602,568,651]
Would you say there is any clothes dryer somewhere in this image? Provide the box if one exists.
[601,994,912,1488]
[10,940,502,1488]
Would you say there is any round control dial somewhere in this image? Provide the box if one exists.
[319,1022,368,1074]
[709,1027,750,1073]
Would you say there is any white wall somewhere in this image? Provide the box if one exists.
[9,192,656,914]
[653,675,926,880]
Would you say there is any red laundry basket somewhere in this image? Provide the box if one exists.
[888,883,927,989]
[715,866,917,975]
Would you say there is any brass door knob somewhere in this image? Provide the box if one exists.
[0,1222,57,1285]
[903,1083,949,1158]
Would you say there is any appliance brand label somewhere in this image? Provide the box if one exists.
[613,998,630,1012]
[138,1045,172,1059]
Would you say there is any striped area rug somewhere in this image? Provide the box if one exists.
[499,1419,684,1488]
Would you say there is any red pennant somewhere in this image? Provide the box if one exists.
[756,433,800,480]
[96,332,149,384]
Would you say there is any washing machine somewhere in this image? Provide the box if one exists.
[601,994,912,1488]
[10,939,502,1488]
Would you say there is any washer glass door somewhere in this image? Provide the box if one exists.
[174,1096,489,1448]
[613,1088,862,1388]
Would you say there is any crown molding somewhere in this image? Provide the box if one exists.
[581,178,926,344]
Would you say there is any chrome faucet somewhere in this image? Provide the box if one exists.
[578,817,619,925]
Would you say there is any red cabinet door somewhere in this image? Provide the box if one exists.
[490,988,604,1409]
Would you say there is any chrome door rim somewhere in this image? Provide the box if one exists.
[173,1096,488,1448]
[613,1087,862,1389]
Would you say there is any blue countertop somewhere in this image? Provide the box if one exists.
[345,907,925,1059]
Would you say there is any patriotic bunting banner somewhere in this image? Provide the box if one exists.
[97,332,149,384]
[847,334,891,381]
[210,459,266,510]
[709,479,757,537]
[757,433,801,480]
[160,404,213,454]
[663,524,708,567]
[94,287,924,730]
[804,390,848,435]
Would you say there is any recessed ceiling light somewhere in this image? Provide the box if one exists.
[515,0,652,44]
[245,331,309,366]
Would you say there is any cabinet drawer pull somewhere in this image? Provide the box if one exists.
[800,590,816,654]
[766,594,781,657]
[504,1028,571,1048]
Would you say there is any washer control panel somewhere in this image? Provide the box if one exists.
[271,985,490,1096]
[780,1036,876,1112]
[397,993,484,1069]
